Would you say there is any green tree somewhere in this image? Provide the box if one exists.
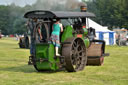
[83,0,128,29]
[0,5,10,34]
[13,18,26,34]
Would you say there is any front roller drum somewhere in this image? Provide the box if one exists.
[62,37,87,72]
[87,43,104,66]
[87,57,104,66]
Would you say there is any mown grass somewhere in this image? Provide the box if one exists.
[0,37,128,85]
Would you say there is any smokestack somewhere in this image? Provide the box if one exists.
[80,5,87,12]
[79,3,87,12]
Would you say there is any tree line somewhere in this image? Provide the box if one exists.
[0,0,75,35]
[84,0,128,30]
[0,0,128,35]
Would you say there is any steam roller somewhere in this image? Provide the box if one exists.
[24,5,109,72]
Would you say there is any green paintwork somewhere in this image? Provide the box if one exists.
[61,25,90,48]
[83,28,88,36]
[74,34,90,48]
[61,25,74,42]
[35,43,60,71]
[82,28,90,48]
[34,25,90,71]
[83,38,90,48]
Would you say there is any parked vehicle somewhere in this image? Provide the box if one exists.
[19,34,30,48]
[115,29,128,46]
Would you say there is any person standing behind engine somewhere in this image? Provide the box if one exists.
[51,19,63,56]
[88,27,96,41]
[27,18,43,56]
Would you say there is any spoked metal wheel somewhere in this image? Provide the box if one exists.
[62,37,87,72]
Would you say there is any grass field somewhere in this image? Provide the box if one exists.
[0,37,128,85]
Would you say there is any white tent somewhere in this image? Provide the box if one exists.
[86,18,111,32]
[86,18,116,45]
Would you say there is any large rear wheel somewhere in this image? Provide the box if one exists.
[62,37,87,72]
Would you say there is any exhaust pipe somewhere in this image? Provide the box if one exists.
[80,5,87,12]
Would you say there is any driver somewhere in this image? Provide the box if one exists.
[26,18,43,56]
[36,22,43,41]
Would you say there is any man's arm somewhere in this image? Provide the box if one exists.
[38,27,43,40]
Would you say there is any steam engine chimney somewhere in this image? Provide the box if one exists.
[80,3,87,12]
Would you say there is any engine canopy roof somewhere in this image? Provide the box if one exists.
[24,10,95,19]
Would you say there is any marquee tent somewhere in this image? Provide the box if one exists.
[86,18,116,45]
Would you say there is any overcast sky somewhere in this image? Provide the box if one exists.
[0,0,37,7]
[0,0,84,7]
